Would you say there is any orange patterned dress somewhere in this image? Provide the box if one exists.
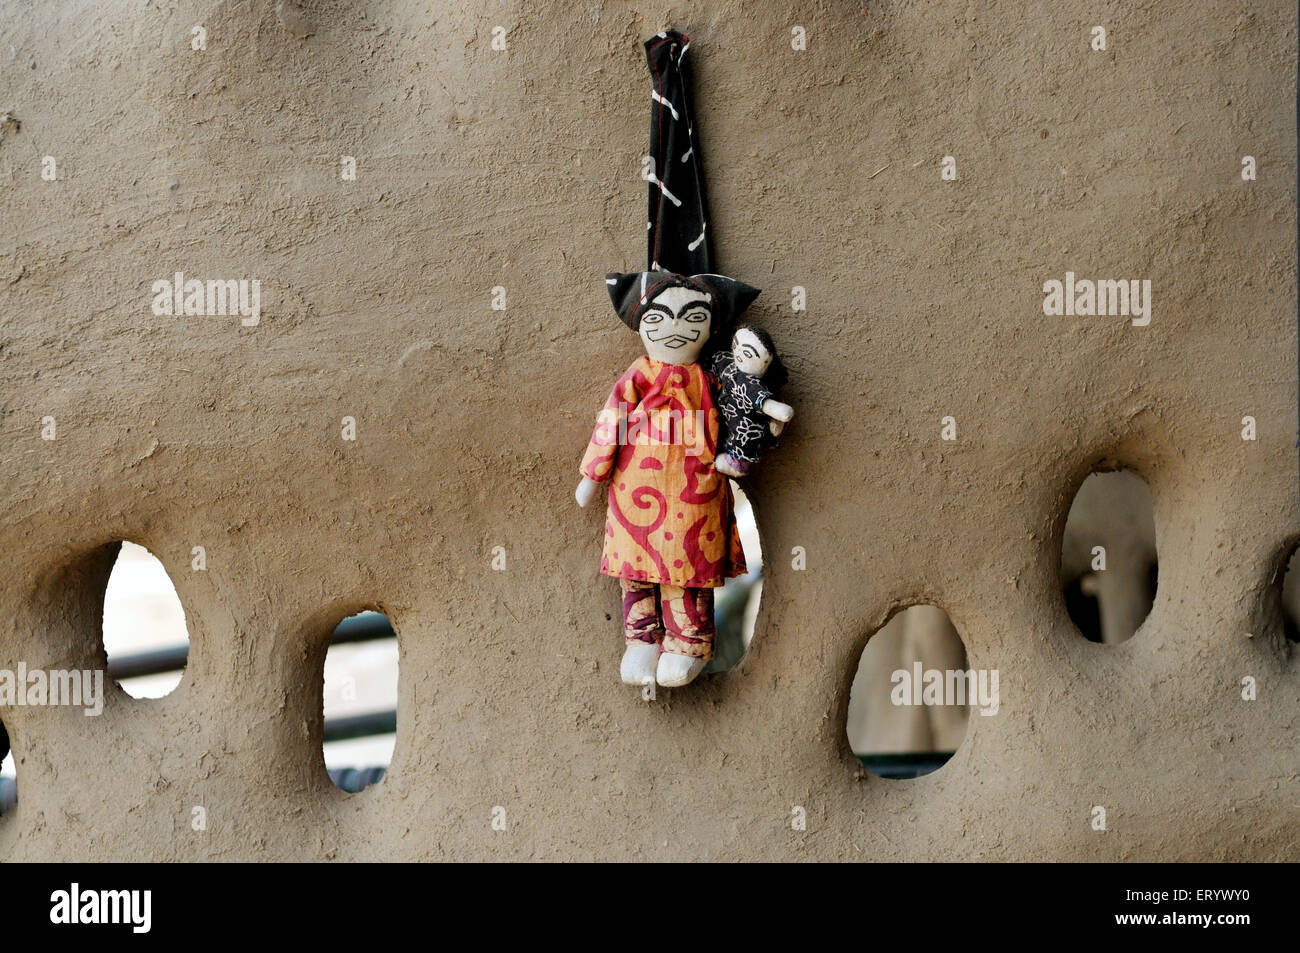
[580,356,747,588]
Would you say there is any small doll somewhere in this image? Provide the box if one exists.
[575,271,761,688]
[709,325,793,477]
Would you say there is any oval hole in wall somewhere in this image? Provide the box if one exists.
[323,611,398,793]
[1060,471,1157,644]
[704,481,763,673]
[1279,545,1300,643]
[0,717,13,816]
[847,605,973,780]
[102,541,190,698]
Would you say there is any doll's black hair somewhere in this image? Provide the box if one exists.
[734,324,788,392]
[605,270,759,333]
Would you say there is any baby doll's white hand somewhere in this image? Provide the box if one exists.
[763,399,793,423]
[575,476,602,508]
[715,454,745,478]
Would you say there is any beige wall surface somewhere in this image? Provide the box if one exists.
[0,0,1295,861]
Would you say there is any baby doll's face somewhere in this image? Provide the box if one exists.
[732,327,772,377]
[639,286,713,364]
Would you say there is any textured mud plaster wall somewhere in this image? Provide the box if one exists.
[0,0,1296,861]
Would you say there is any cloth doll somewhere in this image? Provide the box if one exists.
[710,325,792,477]
[576,270,759,688]
[576,30,788,689]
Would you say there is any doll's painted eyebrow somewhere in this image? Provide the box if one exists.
[641,304,671,320]
[679,301,711,318]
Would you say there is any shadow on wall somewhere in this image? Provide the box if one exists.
[705,481,763,673]
[0,718,11,815]
[1282,547,1300,643]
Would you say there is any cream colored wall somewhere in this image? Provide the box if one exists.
[0,0,1295,860]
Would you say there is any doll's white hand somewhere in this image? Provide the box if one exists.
[575,476,602,508]
[763,399,793,423]
[769,419,785,437]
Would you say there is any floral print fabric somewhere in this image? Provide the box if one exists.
[709,350,775,464]
[620,578,716,659]
[581,355,746,588]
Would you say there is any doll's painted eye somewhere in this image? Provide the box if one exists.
[641,310,665,324]
[682,307,710,323]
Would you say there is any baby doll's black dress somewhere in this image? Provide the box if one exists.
[709,350,776,464]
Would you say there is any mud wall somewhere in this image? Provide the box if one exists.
[0,0,1295,860]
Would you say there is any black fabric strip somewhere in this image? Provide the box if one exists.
[645,30,713,276]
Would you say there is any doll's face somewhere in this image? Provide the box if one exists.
[639,286,713,364]
[732,326,772,377]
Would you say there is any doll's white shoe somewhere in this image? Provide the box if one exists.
[620,642,661,685]
[656,652,708,688]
